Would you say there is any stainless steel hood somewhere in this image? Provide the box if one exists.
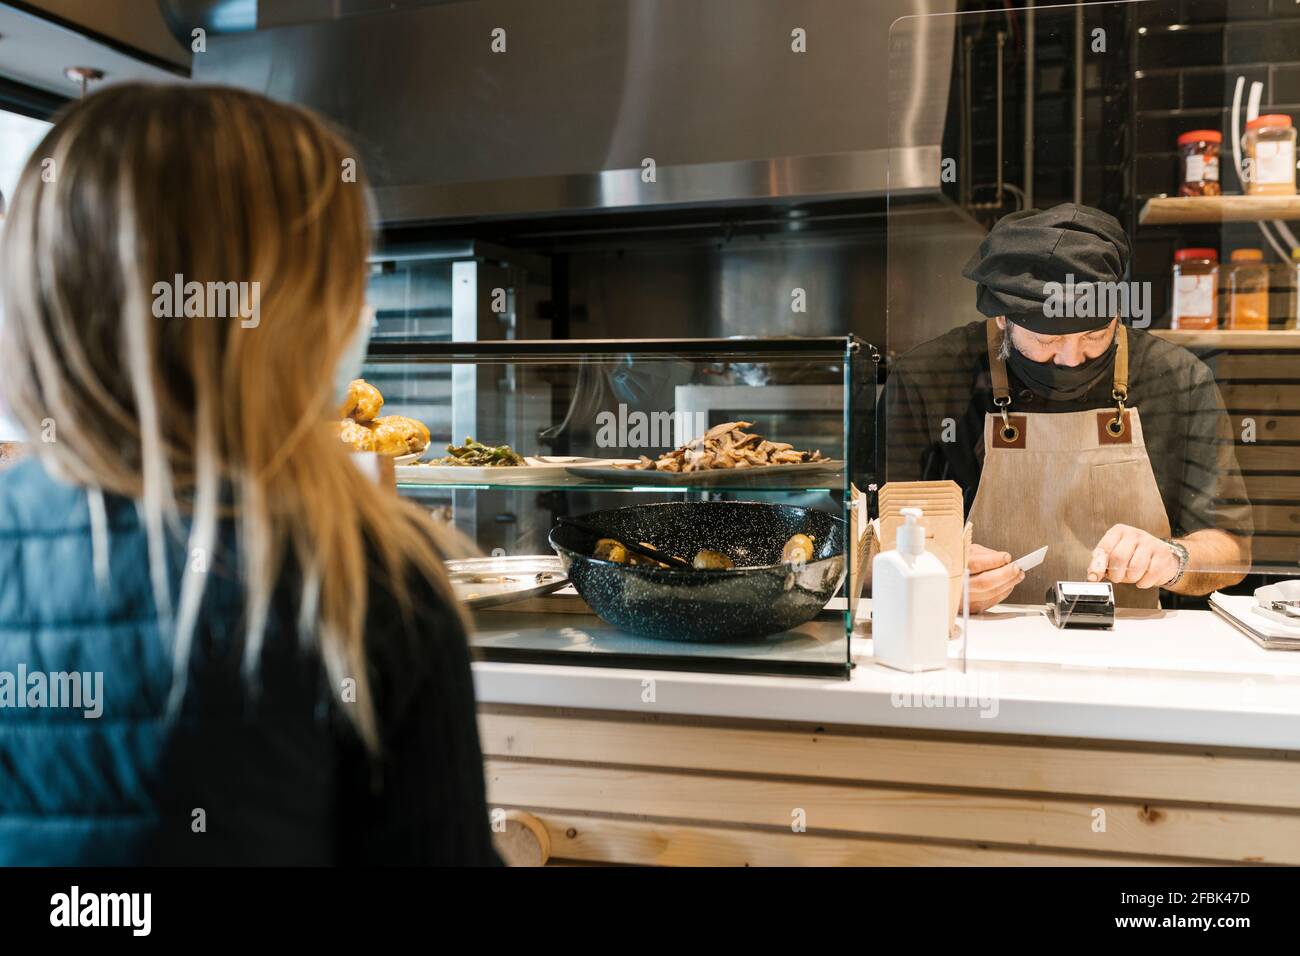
[187,0,958,224]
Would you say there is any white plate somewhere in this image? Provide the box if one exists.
[566,458,844,486]
[395,456,637,485]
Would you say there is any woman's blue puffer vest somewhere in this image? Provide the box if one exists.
[0,458,344,864]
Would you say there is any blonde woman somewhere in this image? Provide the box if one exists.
[0,85,498,865]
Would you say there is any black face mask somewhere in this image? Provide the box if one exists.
[1006,336,1117,401]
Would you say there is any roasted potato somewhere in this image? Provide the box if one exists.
[593,538,629,564]
[781,533,815,565]
[692,549,735,570]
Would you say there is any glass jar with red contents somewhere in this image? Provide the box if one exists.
[1178,130,1222,196]
[1171,248,1219,330]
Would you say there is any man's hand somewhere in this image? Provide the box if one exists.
[1087,523,1180,589]
[967,543,1025,613]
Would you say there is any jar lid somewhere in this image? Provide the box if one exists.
[1231,248,1264,261]
[1246,114,1294,130]
[1175,248,1218,262]
[1177,129,1222,145]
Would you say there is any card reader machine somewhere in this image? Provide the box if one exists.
[1046,581,1116,629]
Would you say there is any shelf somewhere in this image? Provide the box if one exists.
[397,472,853,494]
[1150,329,1300,349]
[1139,195,1300,225]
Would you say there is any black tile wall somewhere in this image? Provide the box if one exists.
[1139,27,1225,68]
[1137,1,1176,27]
[1136,109,1227,153]
[1136,153,1181,194]
[1138,0,1276,29]
[1186,0,1272,21]
[1136,72,1179,110]
[1226,20,1300,63]
[1273,64,1300,102]
[1182,65,1268,107]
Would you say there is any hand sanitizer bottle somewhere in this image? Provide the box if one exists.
[872,507,949,672]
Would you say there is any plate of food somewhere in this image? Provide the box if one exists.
[334,379,432,462]
[445,555,569,609]
[565,421,842,485]
[396,437,635,484]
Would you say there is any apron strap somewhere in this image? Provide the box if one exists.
[985,319,1017,441]
[1106,324,1130,438]
[1113,324,1129,396]
[985,318,1012,403]
[985,318,1131,437]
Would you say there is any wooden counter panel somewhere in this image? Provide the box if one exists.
[479,709,1300,809]
[480,707,1300,866]
[536,814,1200,867]
[485,760,1297,864]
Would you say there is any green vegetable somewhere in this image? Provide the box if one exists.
[435,436,526,467]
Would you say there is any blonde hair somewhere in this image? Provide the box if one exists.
[0,83,462,749]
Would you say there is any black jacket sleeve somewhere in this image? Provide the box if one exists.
[335,572,501,866]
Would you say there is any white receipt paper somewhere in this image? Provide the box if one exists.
[1013,545,1049,572]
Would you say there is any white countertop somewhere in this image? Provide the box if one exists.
[472,601,1300,750]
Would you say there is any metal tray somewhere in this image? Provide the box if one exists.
[446,555,569,609]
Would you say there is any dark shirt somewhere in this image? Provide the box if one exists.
[881,321,1253,540]
[0,457,500,865]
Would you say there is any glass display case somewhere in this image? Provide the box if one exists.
[359,337,877,678]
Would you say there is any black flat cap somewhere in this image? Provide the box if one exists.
[962,203,1131,333]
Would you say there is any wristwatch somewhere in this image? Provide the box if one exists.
[1163,538,1190,588]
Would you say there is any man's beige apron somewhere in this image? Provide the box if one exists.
[967,319,1172,609]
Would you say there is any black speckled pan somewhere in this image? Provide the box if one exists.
[549,501,846,642]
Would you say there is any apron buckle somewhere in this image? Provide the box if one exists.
[994,396,1019,443]
[1107,387,1128,438]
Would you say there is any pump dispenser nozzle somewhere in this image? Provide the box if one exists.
[897,507,925,557]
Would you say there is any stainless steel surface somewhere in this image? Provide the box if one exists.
[884,12,990,357]
[886,201,989,358]
[375,148,940,225]
[193,0,958,221]
[563,228,888,344]
[0,3,182,96]
[551,198,981,358]
[157,0,256,36]
[159,0,464,35]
